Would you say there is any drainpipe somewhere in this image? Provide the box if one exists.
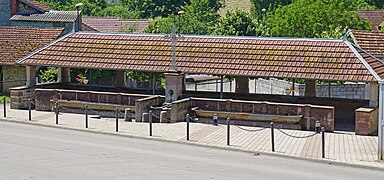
[378,81,384,160]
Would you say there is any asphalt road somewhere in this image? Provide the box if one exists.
[0,121,382,180]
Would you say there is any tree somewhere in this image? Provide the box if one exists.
[145,0,220,35]
[266,0,373,38]
[38,67,58,83]
[250,0,291,19]
[121,0,223,18]
[213,9,269,36]
[365,0,384,9]
[38,0,108,16]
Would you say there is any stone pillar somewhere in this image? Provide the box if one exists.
[235,77,249,94]
[57,67,71,83]
[165,72,184,103]
[305,79,316,97]
[365,82,378,107]
[115,70,125,88]
[26,66,36,87]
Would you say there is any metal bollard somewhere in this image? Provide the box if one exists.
[186,114,190,141]
[321,127,325,158]
[227,117,231,146]
[85,104,88,128]
[149,110,153,136]
[28,99,31,121]
[55,102,59,125]
[213,113,218,126]
[3,96,6,117]
[115,107,119,132]
[271,122,275,152]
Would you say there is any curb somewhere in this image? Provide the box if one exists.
[1,117,383,171]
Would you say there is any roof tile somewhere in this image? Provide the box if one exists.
[0,26,63,65]
[17,32,383,82]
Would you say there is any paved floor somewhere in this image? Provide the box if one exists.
[1,122,383,180]
[1,106,383,169]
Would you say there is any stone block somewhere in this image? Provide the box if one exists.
[142,112,149,123]
[355,107,378,135]
[160,111,168,123]
[124,108,133,121]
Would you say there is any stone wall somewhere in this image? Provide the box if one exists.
[0,0,11,26]
[2,66,27,93]
[135,95,165,121]
[184,91,368,131]
[10,86,35,109]
[34,89,154,111]
[298,83,367,99]
[355,108,378,135]
[189,98,334,131]
[187,78,368,100]
[170,98,191,123]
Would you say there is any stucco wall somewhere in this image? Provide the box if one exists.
[0,0,11,26]
[2,66,26,93]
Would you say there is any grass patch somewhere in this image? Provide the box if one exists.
[0,96,10,103]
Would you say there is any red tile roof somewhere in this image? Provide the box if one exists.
[355,10,384,30]
[17,32,384,82]
[82,17,148,33]
[351,30,384,59]
[20,0,52,12]
[0,26,63,65]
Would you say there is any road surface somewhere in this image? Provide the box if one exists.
[0,121,382,180]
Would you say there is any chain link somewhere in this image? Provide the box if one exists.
[275,128,318,138]
[151,113,161,119]
[59,105,83,113]
[236,126,267,132]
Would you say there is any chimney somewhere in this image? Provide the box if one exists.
[11,0,17,15]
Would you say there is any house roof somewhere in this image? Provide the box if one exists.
[351,30,384,59]
[19,0,52,12]
[82,17,148,33]
[0,26,63,65]
[355,10,384,30]
[17,32,384,82]
[10,11,78,23]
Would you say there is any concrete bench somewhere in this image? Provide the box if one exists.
[192,107,302,124]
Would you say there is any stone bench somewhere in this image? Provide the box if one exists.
[192,107,302,124]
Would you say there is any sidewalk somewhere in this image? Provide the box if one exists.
[1,106,382,169]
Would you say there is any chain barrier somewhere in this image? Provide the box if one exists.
[236,126,267,132]
[275,127,318,138]
[151,113,161,119]
[87,108,103,115]
[59,105,84,114]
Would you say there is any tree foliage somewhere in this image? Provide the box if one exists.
[365,0,384,9]
[250,0,291,19]
[266,0,373,38]
[145,0,220,35]
[121,0,223,18]
[214,9,269,36]
[38,0,108,16]
[38,67,58,83]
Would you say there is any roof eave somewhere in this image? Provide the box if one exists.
[345,40,383,82]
